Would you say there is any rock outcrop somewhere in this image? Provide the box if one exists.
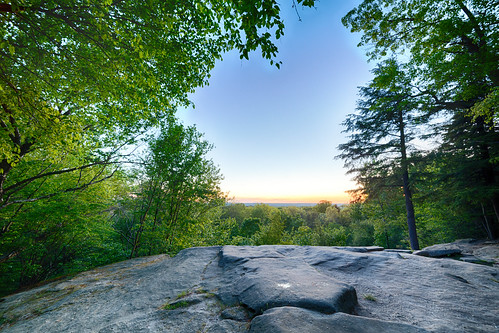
[1,243,498,332]
[413,239,499,265]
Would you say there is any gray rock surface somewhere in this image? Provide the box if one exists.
[414,239,499,266]
[249,306,429,333]
[217,246,358,314]
[413,247,462,257]
[1,244,498,332]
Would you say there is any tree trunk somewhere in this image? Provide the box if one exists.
[129,181,156,258]
[402,171,419,250]
[399,108,420,250]
[481,202,494,240]
[377,198,390,248]
[487,194,499,239]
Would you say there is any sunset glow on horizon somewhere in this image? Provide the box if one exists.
[229,194,352,205]
[220,172,357,204]
[179,1,371,206]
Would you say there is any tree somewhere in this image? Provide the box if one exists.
[338,60,427,250]
[0,0,316,227]
[239,218,261,238]
[314,200,332,213]
[220,203,249,225]
[342,0,498,103]
[114,121,226,257]
[0,141,120,264]
[421,111,499,239]
[254,210,286,245]
[342,0,499,238]
[0,166,124,296]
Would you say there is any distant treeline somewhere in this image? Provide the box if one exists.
[0,189,485,297]
[218,201,484,249]
[0,0,496,299]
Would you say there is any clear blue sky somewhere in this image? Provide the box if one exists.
[178,0,372,204]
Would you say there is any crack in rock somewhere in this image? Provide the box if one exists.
[1,244,498,332]
[218,246,358,315]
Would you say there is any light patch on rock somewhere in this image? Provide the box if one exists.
[277,283,291,289]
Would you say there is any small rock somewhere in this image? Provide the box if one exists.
[333,246,384,253]
[364,246,385,252]
[413,245,461,258]
[249,307,429,333]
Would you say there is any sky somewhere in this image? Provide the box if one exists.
[178,1,373,204]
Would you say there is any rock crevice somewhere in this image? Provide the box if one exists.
[1,242,498,332]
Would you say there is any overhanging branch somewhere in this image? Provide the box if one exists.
[1,168,117,210]
[4,160,117,195]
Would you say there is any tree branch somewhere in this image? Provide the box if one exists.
[1,168,117,210]
[0,247,26,264]
[0,3,26,13]
[3,160,116,195]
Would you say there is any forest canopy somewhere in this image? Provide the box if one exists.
[339,0,498,248]
[0,0,316,296]
[0,0,497,297]
[0,0,317,210]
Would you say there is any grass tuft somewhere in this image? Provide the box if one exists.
[162,300,191,310]
[162,287,216,311]
[363,294,377,302]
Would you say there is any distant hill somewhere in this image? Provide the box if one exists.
[230,202,345,208]
[240,202,317,207]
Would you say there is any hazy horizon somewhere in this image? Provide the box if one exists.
[179,0,369,204]
[229,195,351,206]
[227,202,346,208]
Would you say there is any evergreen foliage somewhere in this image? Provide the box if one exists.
[0,0,496,298]
[340,0,499,243]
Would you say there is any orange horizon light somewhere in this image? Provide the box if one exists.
[230,193,351,205]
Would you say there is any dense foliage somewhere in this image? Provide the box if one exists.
[0,0,496,298]
[206,200,482,250]
[113,121,226,258]
[339,0,498,248]
[0,0,316,296]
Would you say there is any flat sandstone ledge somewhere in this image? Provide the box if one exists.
[0,244,498,332]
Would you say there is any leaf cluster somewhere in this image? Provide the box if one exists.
[340,0,499,240]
